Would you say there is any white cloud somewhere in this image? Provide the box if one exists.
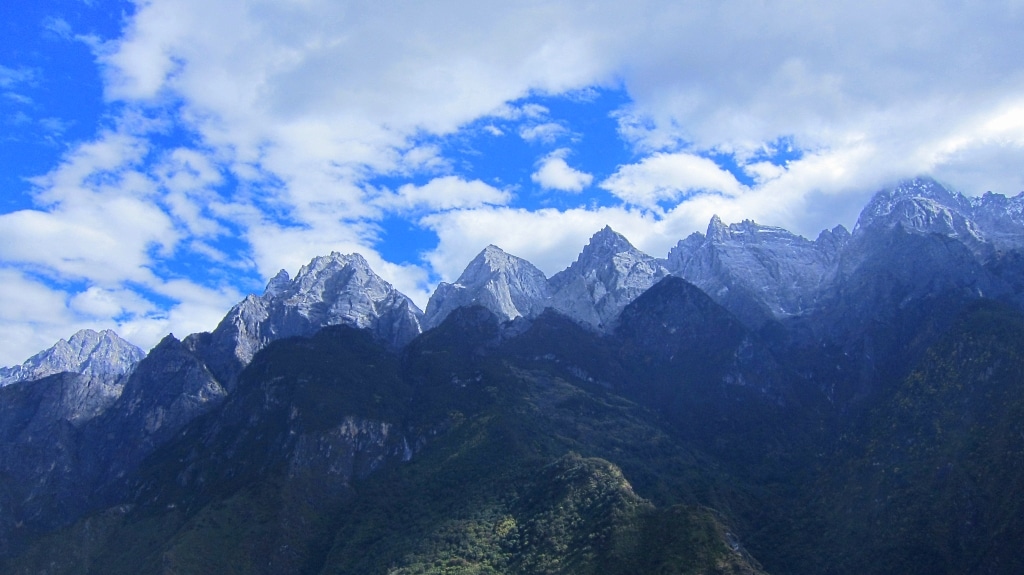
[114,286,242,353]
[5,0,1024,360]
[0,269,77,366]
[0,65,36,89]
[600,152,745,209]
[519,122,568,143]
[373,176,511,213]
[491,103,551,121]
[70,286,158,320]
[0,200,177,285]
[0,266,239,366]
[42,17,76,41]
[531,149,593,193]
[0,128,183,285]
[96,0,1024,235]
[608,3,1024,152]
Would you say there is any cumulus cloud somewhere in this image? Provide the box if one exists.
[1,129,178,283]
[531,149,593,193]
[95,0,1024,229]
[600,152,745,209]
[70,286,158,320]
[0,121,251,363]
[0,270,78,366]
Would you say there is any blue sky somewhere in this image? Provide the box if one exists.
[2,0,1024,365]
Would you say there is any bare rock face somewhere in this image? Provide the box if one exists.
[194,252,424,386]
[549,226,669,331]
[0,329,145,389]
[854,177,989,255]
[0,330,148,554]
[970,190,1024,251]
[833,178,1018,312]
[665,216,848,328]
[855,176,1024,255]
[423,245,551,329]
[0,329,145,426]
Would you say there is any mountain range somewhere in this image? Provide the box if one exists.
[2,176,1023,574]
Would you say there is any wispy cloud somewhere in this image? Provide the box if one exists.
[0,65,37,89]
[373,176,512,213]
[519,122,568,143]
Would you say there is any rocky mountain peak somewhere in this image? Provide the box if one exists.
[973,190,1024,217]
[264,269,291,297]
[666,216,846,325]
[853,177,989,254]
[282,252,384,304]
[548,226,668,330]
[703,217,803,246]
[198,252,424,380]
[423,245,551,329]
[816,224,851,246]
[477,244,520,270]
[567,227,635,268]
[0,328,145,388]
[892,176,966,204]
[706,214,728,241]
[856,177,968,229]
[968,190,1024,251]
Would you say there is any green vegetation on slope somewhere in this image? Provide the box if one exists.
[817,300,1024,574]
[2,316,765,575]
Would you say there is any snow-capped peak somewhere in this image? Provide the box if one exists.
[855,177,971,232]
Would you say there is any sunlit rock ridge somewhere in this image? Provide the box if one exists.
[192,251,424,385]
[0,329,145,427]
[0,329,144,388]
[549,225,669,330]
[664,216,849,327]
[6,176,1024,373]
[423,245,551,330]
[856,177,1024,254]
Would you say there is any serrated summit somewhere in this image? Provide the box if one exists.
[0,328,144,388]
[197,251,424,384]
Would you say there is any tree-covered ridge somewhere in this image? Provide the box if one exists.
[816,300,1024,574]
[2,315,764,574]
